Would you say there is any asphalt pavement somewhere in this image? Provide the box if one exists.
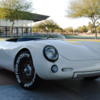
[0,69,100,100]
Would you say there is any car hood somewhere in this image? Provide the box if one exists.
[41,40,100,61]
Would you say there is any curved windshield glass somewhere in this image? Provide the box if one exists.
[18,33,66,41]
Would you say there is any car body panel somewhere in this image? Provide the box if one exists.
[40,40,100,61]
[0,39,100,80]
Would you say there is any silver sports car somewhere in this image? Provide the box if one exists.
[0,33,100,89]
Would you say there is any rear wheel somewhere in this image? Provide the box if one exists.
[15,51,40,89]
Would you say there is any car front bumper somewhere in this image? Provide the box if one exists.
[73,70,100,78]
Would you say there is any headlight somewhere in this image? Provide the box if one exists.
[43,45,59,62]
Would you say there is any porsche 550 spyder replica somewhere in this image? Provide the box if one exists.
[0,33,100,89]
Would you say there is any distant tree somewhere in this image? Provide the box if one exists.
[88,22,94,30]
[78,27,83,33]
[74,28,79,33]
[64,27,73,33]
[82,25,88,32]
[0,0,32,36]
[78,25,88,33]
[67,0,100,39]
[87,22,94,33]
[33,20,62,33]
[97,26,100,33]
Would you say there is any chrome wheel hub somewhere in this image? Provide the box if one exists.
[24,64,32,77]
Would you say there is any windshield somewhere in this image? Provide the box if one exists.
[18,33,66,41]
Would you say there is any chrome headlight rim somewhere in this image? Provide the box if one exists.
[43,45,59,62]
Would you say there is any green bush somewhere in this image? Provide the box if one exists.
[64,35,100,39]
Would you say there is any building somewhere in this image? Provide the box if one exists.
[0,12,49,36]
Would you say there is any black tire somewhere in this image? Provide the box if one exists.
[84,76,99,80]
[15,51,40,89]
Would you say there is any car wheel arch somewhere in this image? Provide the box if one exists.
[14,48,41,89]
[14,48,33,68]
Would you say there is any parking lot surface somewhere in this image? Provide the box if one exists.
[0,69,100,100]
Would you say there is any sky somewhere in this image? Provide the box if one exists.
[31,0,91,29]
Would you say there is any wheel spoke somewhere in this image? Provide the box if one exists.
[18,57,34,83]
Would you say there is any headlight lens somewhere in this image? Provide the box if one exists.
[43,45,59,62]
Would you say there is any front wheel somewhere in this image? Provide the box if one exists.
[15,51,40,89]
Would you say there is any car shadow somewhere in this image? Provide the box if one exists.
[57,78,100,100]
